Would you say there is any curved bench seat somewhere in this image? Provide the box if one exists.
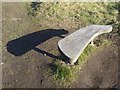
[58,25,112,65]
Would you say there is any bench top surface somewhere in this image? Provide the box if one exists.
[58,25,112,60]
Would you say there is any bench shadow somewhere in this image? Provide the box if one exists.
[6,29,68,61]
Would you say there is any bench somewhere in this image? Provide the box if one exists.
[58,25,112,65]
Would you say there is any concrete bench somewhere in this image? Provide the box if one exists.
[58,25,112,65]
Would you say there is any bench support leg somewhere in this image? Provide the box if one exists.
[90,40,94,46]
[69,58,77,65]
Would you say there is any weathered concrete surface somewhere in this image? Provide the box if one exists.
[58,25,112,65]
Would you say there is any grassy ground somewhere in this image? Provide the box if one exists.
[2,2,119,88]
[27,2,119,30]
[26,2,119,86]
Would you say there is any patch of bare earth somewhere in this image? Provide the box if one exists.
[70,35,119,88]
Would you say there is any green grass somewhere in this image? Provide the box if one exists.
[49,60,76,87]
[26,2,120,36]
[27,2,119,31]
[53,63,72,81]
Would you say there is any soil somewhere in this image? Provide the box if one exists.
[70,44,119,88]
[2,2,120,88]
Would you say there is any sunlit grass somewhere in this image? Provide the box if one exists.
[27,2,119,31]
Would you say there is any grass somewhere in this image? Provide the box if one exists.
[53,63,73,81]
[49,60,76,87]
[27,2,119,30]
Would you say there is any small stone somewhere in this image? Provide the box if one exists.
[28,69,31,72]
[1,62,4,65]
[11,72,14,75]
[60,60,64,64]
[67,63,70,65]
[79,67,81,69]
[44,54,46,56]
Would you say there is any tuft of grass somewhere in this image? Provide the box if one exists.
[54,64,72,81]
[49,61,76,87]
[26,2,41,17]
[100,39,112,46]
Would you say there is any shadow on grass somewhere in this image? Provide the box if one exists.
[48,63,58,74]
[6,29,68,61]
